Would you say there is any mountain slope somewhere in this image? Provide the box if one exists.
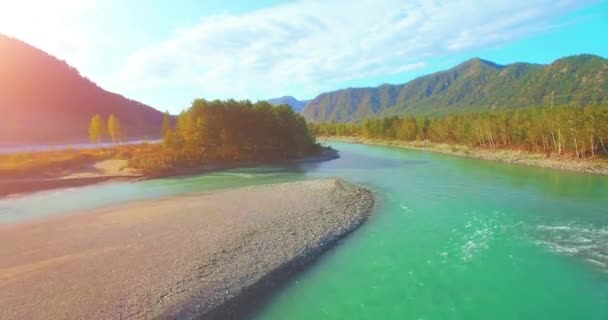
[267,96,310,112]
[302,55,608,122]
[0,34,164,145]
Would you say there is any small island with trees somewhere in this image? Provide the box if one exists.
[0,100,330,196]
[132,99,322,173]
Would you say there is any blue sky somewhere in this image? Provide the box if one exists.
[1,0,607,113]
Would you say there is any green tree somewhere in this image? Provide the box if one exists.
[161,111,172,139]
[310,105,608,157]
[163,99,319,163]
[88,114,105,144]
[107,114,123,145]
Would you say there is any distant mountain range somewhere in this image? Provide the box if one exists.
[4,32,607,146]
[302,55,608,122]
[0,34,164,146]
[267,96,310,113]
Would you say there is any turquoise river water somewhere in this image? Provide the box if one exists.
[2,142,608,319]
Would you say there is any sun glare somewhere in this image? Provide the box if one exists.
[1,1,608,319]
[0,0,93,41]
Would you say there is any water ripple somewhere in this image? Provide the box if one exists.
[533,223,608,271]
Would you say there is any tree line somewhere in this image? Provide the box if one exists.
[311,105,608,158]
[88,114,124,144]
[130,99,319,171]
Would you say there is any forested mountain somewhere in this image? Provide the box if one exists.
[302,55,608,122]
[0,34,164,146]
[267,96,310,112]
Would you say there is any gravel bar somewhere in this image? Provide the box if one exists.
[0,179,375,319]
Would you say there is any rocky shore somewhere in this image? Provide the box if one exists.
[0,179,374,320]
[322,136,608,175]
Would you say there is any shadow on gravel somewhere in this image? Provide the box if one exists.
[159,214,376,320]
[197,234,362,320]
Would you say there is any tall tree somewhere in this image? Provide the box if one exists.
[107,114,123,145]
[88,114,105,145]
[161,111,172,139]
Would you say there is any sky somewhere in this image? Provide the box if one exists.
[0,0,607,113]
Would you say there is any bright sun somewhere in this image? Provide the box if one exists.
[0,0,94,39]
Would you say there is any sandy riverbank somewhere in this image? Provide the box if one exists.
[0,148,340,197]
[0,179,374,319]
[321,136,608,175]
[0,159,143,197]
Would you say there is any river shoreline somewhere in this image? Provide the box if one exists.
[320,136,608,176]
[0,179,375,320]
[0,148,340,197]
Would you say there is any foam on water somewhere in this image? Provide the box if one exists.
[439,210,511,264]
[461,224,494,262]
[533,222,608,271]
[399,203,412,213]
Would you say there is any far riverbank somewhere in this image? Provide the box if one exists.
[319,136,608,176]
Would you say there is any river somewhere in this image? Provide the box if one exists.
[2,141,608,319]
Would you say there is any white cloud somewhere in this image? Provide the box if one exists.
[2,0,591,106]
[115,0,590,102]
